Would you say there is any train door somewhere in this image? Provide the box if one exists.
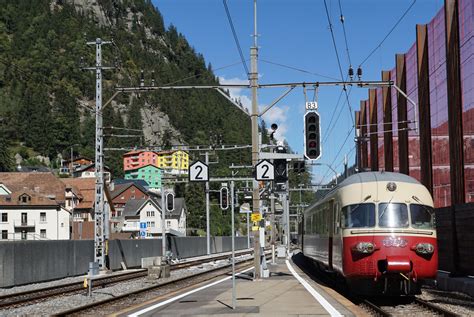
[328,199,334,271]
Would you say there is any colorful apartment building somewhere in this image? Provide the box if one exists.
[123,150,189,175]
[124,164,162,189]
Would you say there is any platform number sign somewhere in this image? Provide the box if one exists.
[189,160,209,182]
[255,160,274,181]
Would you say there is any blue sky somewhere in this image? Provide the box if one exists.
[153,0,443,183]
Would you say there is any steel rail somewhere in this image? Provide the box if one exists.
[52,253,271,316]
[0,249,255,309]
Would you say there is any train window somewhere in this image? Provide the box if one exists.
[410,204,435,229]
[378,203,409,228]
[341,204,375,228]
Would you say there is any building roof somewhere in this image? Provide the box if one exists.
[124,164,162,172]
[113,178,150,188]
[61,178,95,209]
[60,178,115,212]
[0,172,65,206]
[16,166,52,173]
[122,199,149,217]
[109,182,149,200]
[74,163,110,173]
[122,196,185,220]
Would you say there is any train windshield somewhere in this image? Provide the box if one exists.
[378,203,409,228]
[341,203,375,228]
[410,204,435,229]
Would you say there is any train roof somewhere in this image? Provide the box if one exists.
[338,171,420,189]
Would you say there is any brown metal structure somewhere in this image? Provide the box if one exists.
[382,71,394,172]
[444,0,463,275]
[416,24,433,194]
[444,0,465,205]
[396,54,409,175]
[369,89,378,171]
[360,101,369,170]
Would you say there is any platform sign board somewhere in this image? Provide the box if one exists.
[251,213,262,222]
[189,160,209,182]
[239,202,251,214]
[255,160,274,181]
[139,222,147,239]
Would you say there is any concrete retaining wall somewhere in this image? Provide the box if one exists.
[0,236,250,287]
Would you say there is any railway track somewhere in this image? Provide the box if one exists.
[53,254,269,316]
[361,297,462,317]
[0,249,254,310]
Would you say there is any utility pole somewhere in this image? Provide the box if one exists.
[84,38,113,270]
[205,152,211,255]
[161,186,166,258]
[250,0,262,280]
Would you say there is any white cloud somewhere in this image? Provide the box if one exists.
[261,105,290,142]
[218,76,251,112]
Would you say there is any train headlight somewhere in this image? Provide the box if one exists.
[414,243,434,255]
[353,242,375,254]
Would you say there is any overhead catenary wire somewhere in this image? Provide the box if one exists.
[359,0,417,67]
[322,0,354,124]
[222,0,250,79]
[337,0,352,68]
[259,59,340,81]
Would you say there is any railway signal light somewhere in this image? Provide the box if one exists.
[293,161,305,174]
[220,186,229,210]
[166,192,174,212]
[304,111,321,160]
[274,159,288,183]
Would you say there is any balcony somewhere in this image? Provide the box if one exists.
[14,221,36,229]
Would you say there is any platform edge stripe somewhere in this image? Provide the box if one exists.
[285,259,343,317]
[128,266,255,317]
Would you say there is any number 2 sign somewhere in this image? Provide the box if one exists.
[189,160,209,182]
[255,160,274,181]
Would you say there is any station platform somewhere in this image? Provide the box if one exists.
[117,254,359,317]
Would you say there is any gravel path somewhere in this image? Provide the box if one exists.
[419,286,474,316]
[0,254,252,316]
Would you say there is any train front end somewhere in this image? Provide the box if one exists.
[340,177,437,296]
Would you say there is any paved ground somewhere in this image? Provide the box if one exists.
[118,257,356,317]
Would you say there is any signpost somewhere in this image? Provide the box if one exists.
[139,222,146,239]
[255,160,274,181]
[189,160,209,182]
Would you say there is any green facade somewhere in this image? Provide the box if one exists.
[124,165,162,189]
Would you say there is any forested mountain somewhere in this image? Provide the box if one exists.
[0,0,314,235]
[0,0,252,176]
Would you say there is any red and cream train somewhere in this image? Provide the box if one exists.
[302,172,437,295]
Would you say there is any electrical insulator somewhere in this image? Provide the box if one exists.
[357,66,363,80]
[348,66,354,81]
[151,70,155,86]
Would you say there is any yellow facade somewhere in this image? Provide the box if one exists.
[155,150,189,171]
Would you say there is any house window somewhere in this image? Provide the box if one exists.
[1,230,7,239]
[1,213,7,222]
[131,195,135,199]
[150,221,155,227]
[166,220,171,227]
[40,212,46,222]
[21,213,27,225]
[21,231,27,240]
[40,229,46,238]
